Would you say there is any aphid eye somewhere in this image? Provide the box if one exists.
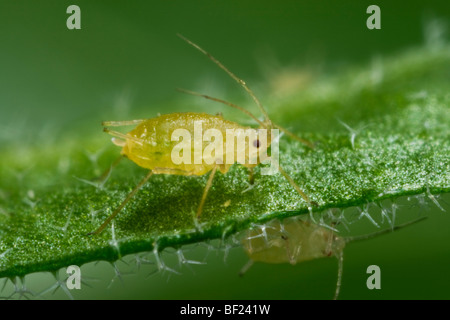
[253,139,261,148]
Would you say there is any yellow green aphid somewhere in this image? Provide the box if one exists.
[111,112,267,176]
[240,217,426,300]
[89,35,314,235]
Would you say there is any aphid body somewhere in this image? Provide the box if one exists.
[116,112,269,176]
[89,35,313,235]
[243,219,345,265]
[241,217,426,299]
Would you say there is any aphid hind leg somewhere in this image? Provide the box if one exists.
[88,170,154,235]
[196,165,219,218]
[334,252,344,300]
[239,260,254,277]
[177,88,266,128]
[281,234,297,265]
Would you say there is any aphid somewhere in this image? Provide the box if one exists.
[89,35,314,235]
[240,216,426,300]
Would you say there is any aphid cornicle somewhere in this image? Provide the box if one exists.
[89,35,314,235]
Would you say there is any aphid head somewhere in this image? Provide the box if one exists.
[102,125,148,165]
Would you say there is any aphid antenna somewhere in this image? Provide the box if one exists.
[177,88,315,149]
[103,127,145,145]
[177,33,272,126]
[344,216,427,244]
[178,34,315,149]
[178,35,315,149]
[102,119,146,127]
[176,88,266,128]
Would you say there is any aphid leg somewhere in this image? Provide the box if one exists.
[277,165,312,206]
[344,216,427,244]
[178,35,316,149]
[88,170,154,235]
[177,88,266,127]
[93,155,125,184]
[273,123,315,149]
[178,34,272,124]
[325,226,335,257]
[248,167,255,185]
[196,165,218,218]
[281,234,297,265]
[238,260,254,277]
[334,252,344,300]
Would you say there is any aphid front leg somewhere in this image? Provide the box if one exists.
[196,165,219,218]
[93,155,125,184]
[88,170,154,235]
[334,252,344,300]
[238,260,254,277]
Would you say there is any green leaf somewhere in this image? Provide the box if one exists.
[0,43,449,282]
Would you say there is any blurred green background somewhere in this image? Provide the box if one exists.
[1,0,449,299]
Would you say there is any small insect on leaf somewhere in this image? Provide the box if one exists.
[89,35,315,236]
[240,216,427,300]
[242,218,345,264]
